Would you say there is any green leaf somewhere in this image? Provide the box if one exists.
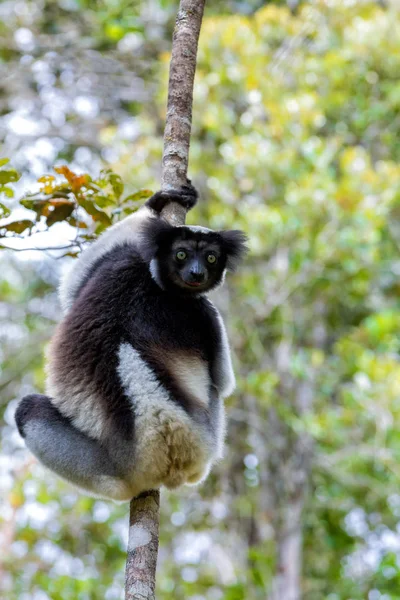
[0,170,20,184]
[90,193,118,209]
[78,199,112,226]
[109,173,124,199]
[20,198,49,219]
[46,203,75,227]
[0,187,14,198]
[113,205,139,218]
[123,190,153,203]
[0,203,10,218]
[67,216,87,229]
[0,219,34,235]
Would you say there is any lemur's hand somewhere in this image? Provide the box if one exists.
[145,180,198,214]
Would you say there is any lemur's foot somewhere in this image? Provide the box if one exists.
[15,394,63,438]
[145,181,198,214]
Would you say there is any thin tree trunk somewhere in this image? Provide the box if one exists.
[161,0,206,226]
[125,491,160,600]
[269,306,326,600]
[269,495,305,600]
[125,1,206,598]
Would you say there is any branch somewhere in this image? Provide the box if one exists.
[160,0,206,226]
[125,491,160,600]
[0,244,79,252]
[125,2,206,599]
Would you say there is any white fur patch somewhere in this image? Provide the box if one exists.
[117,342,215,496]
[46,356,107,440]
[214,308,236,398]
[149,258,162,288]
[187,225,212,234]
[117,342,164,404]
[170,355,210,407]
[45,334,107,439]
[46,379,106,440]
[94,476,134,502]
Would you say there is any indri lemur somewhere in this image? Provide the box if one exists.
[15,185,247,501]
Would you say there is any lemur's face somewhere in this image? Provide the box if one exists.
[140,221,248,295]
[168,237,224,293]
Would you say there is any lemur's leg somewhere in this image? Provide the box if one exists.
[15,394,133,501]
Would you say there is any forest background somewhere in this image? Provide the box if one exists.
[1,1,400,599]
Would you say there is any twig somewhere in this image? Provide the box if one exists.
[125,1,206,599]
[0,244,79,252]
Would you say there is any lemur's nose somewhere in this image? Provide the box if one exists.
[190,269,205,283]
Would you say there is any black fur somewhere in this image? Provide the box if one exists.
[49,243,223,436]
[48,224,247,437]
[218,230,248,271]
[15,196,247,499]
[15,394,73,438]
[139,221,248,285]
[139,218,176,262]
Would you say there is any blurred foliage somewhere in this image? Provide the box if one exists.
[2,1,400,599]
[0,0,281,171]
[0,159,20,220]
[0,164,152,254]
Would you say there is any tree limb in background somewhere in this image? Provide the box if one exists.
[125,1,206,598]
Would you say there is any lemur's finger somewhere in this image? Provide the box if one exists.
[181,184,197,196]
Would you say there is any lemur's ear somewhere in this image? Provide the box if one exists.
[139,218,175,261]
[218,230,248,271]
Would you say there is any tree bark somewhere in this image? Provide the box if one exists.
[269,496,304,600]
[161,0,206,226]
[125,491,160,600]
[125,2,206,598]
[268,305,327,600]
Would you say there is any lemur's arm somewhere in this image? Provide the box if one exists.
[212,307,236,399]
[59,205,154,313]
[59,184,198,314]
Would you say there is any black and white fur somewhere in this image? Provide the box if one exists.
[15,186,247,501]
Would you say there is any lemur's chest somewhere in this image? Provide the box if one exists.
[150,347,212,407]
[120,278,218,408]
[126,289,217,354]
[126,304,216,407]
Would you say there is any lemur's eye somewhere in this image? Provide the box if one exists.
[176,250,187,261]
[207,253,217,264]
